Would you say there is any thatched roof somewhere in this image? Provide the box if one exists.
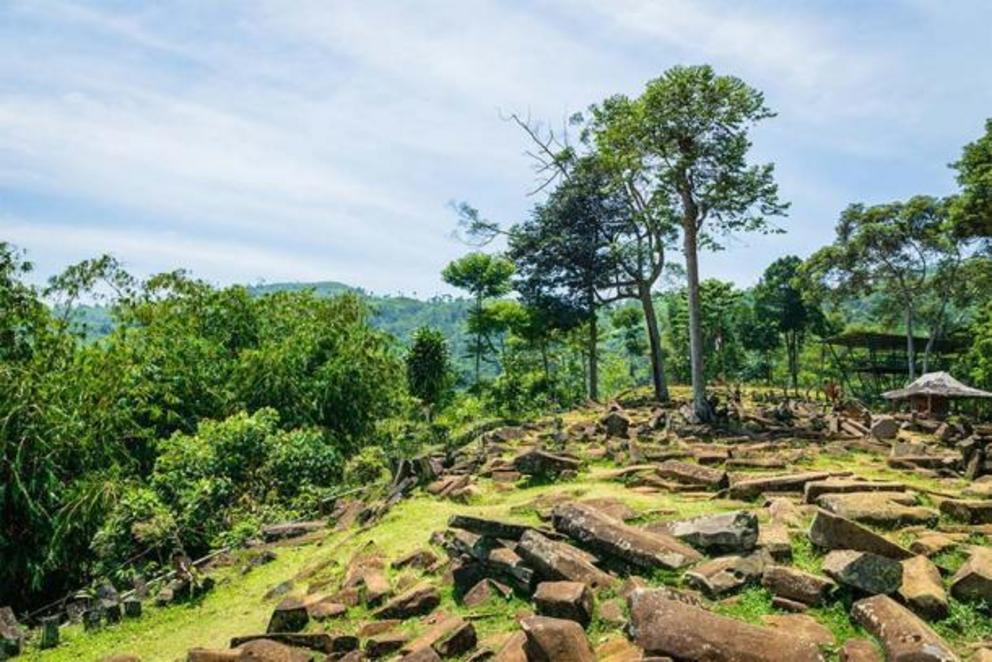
[882,371,992,400]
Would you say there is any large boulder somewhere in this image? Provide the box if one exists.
[627,588,825,661]
[950,547,992,603]
[870,416,900,440]
[551,502,701,571]
[823,550,903,595]
[661,510,759,554]
[851,595,958,661]
[519,616,595,662]
[533,581,594,628]
[808,509,913,559]
[516,530,615,590]
[898,555,948,620]
[761,565,835,607]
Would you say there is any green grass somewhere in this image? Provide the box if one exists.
[712,586,776,623]
[790,535,824,574]
[933,599,992,646]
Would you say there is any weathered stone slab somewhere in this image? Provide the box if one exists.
[950,547,992,603]
[803,479,905,504]
[516,530,615,590]
[898,555,948,620]
[823,550,902,595]
[816,492,938,528]
[761,565,835,607]
[533,581,594,627]
[660,510,758,554]
[519,615,595,662]
[655,460,728,489]
[402,615,477,658]
[262,521,326,542]
[729,472,832,500]
[627,588,825,661]
[512,450,580,477]
[448,515,539,541]
[808,509,913,559]
[551,502,701,571]
[684,550,770,598]
[851,595,958,661]
[939,499,992,524]
[372,584,440,619]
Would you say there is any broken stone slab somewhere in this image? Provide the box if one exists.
[392,548,439,571]
[949,547,992,603]
[519,615,595,662]
[401,615,477,659]
[512,449,581,477]
[803,478,906,504]
[261,521,326,542]
[372,584,440,620]
[462,578,511,607]
[939,499,992,524]
[655,460,728,489]
[188,639,313,662]
[448,515,542,541]
[816,492,938,528]
[577,497,636,522]
[267,597,312,633]
[533,581,594,628]
[551,502,701,571]
[839,638,883,662]
[761,565,835,607]
[684,550,771,598]
[659,510,758,554]
[757,521,792,561]
[231,632,357,654]
[516,529,615,590]
[898,555,948,620]
[366,630,410,658]
[808,509,913,559]
[851,595,958,661]
[760,613,834,648]
[823,550,903,595]
[729,472,832,500]
[489,630,527,661]
[909,533,960,557]
[627,588,825,661]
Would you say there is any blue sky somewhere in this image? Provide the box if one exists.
[2,1,991,296]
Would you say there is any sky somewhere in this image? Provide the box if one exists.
[2,1,991,297]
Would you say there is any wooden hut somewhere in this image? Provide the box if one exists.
[882,371,992,418]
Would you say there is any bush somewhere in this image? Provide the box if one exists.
[343,446,391,487]
[266,427,343,498]
[91,485,178,580]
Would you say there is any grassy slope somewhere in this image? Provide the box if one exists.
[26,430,991,661]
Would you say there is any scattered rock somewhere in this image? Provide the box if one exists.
[729,472,832,500]
[898,555,948,620]
[808,509,913,559]
[373,584,440,620]
[761,565,835,607]
[655,460,728,489]
[839,638,883,661]
[519,615,595,662]
[816,492,938,528]
[512,450,580,477]
[851,594,958,661]
[366,631,410,659]
[803,478,906,504]
[533,581,594,627]
[551,502,701,571]
[939,499,992,524]
[262,521,326,542]
[684,550,771,598]
[949,547,992,603]
[402,615,477,659]
[627,588,824,661]
[870,416,900,440]
[822,550,903,595]
[660,510,758,554]
[761,613,834,647]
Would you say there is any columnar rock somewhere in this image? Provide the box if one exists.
[950,547,992,603]
[189,639,313,662]
[816,492,938,528]
[761,565,835,607]
[898,555,949,620]
[231,632,357,654]
[803,478,906,504]
[823,550,903,595]
[851,595,958,661]
[512,450,580,477]
[267,597,310,633]
[662,510,758,554]
[519,615,595,662]
[808,509,913,559]
[551,502,701,571]
[402,615,477,659]
[870,416,900,440]
[729,472,832,500]
[516,530,615,590]
[627,588,825,661]
[533,581,594,627]
[655,460,728,489]
[840,638,883,662]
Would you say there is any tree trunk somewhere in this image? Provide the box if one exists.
[683,224,711,421]
[905,307,916,381]
[638,284,670,402]
[474,295,483,385]
[588,314,599,401]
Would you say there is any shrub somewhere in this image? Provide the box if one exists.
[91,485,178,580]
[343,446,391,487]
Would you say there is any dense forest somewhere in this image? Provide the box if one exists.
[3,64,992,616]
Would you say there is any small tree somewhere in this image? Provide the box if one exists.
[610,306,647,382]
[441,253,514,384]
[952,118,992,238]
[406,327,453,421]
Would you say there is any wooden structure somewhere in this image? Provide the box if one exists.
[882,371,992,419]
[821,331,966,402]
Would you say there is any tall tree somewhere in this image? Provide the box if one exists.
[588,65,786,421]
[952,118,992,238]
[441,253,514,385]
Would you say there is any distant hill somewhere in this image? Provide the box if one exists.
[70,281,475,378]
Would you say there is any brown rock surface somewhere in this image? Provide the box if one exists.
[851,595,958,661]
